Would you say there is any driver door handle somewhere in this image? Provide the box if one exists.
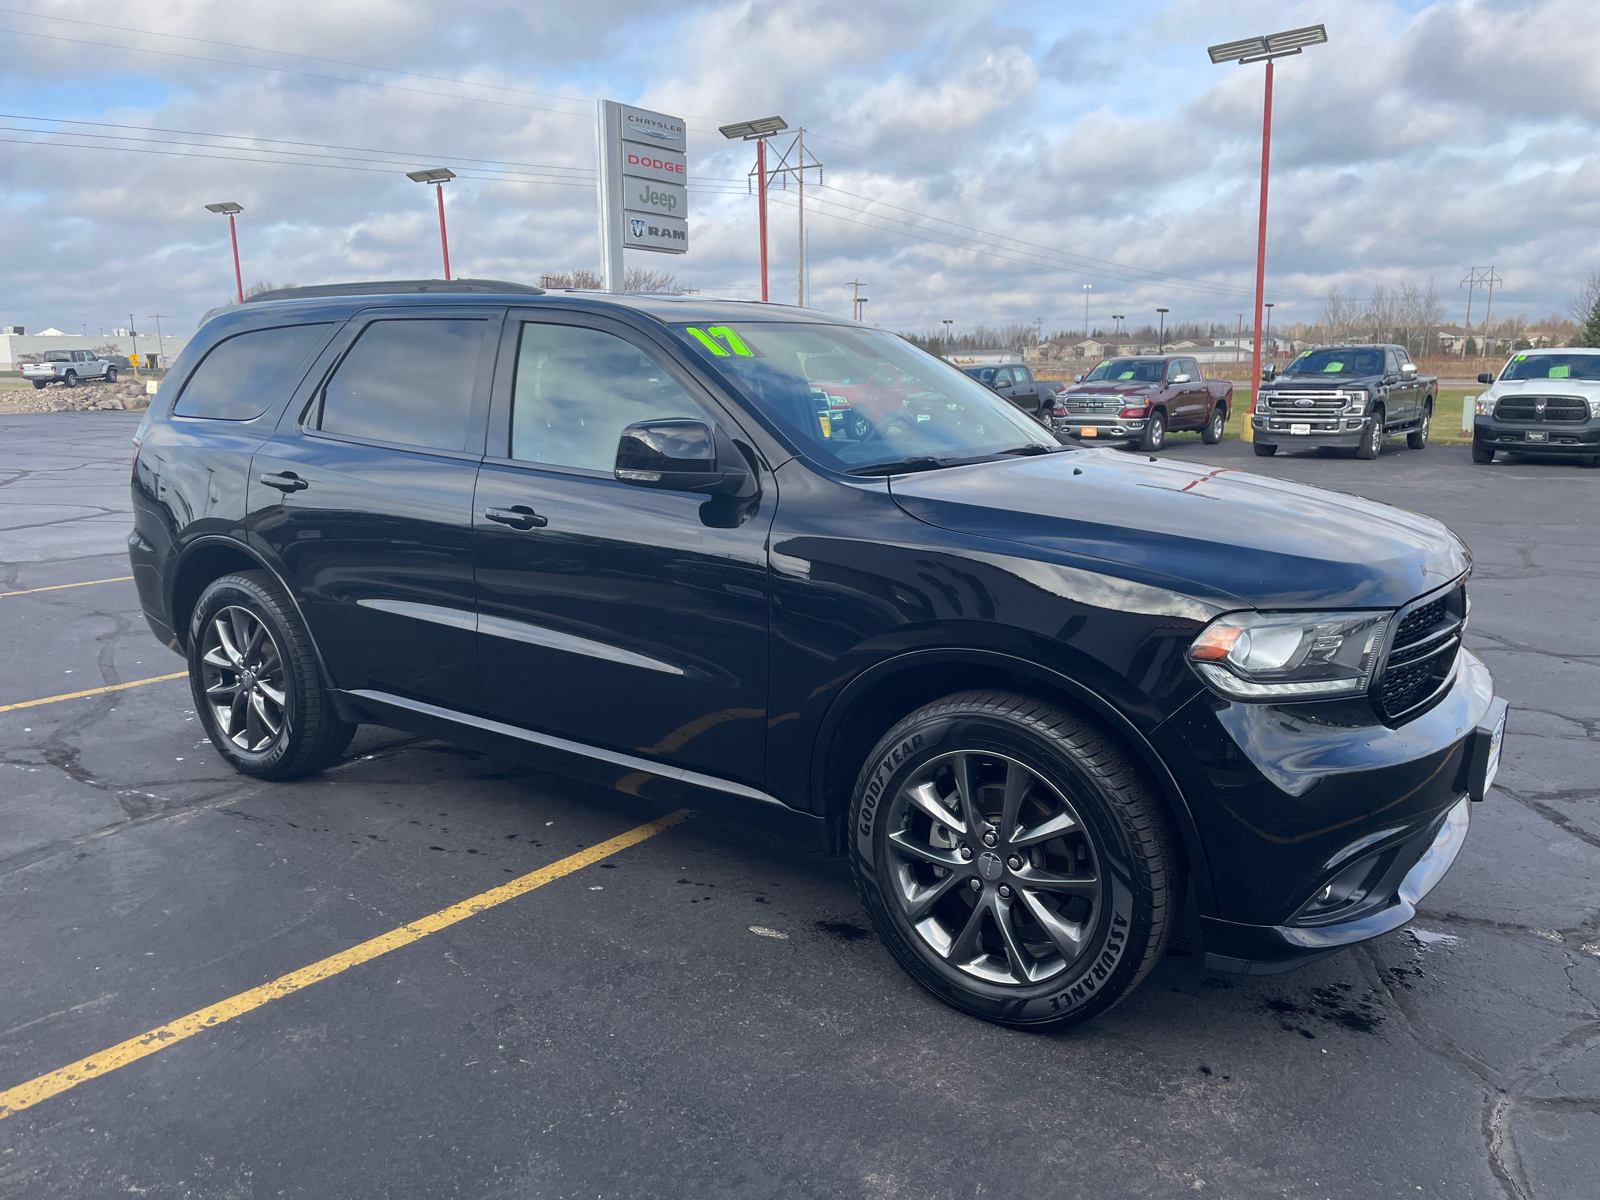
[259,471,308,493]
[484,505,547,530]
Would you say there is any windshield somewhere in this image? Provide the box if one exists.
[42,352,71,362]
[672,323,1057,472]
[1083,358,1163,383]
[1285,349,1384,376]
[963,367,998,384]
[1499,352,1600,381]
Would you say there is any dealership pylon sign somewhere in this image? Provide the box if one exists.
[597,100,688,291]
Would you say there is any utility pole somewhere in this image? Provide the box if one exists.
[764,130,823,306]
[146,314,167,370]
[1461,266,1500,357]
[846,279,865,322]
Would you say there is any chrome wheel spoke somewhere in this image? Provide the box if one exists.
[250,688,282,737]
[1009,809,1078,849]
[1014,866,1099,899]
[904,869,970,923]
[904,780,964,833]
[946,895,988,963]
[202,646,234,670]
[999,760,1031,843]
[212,618,245,667]
[256,679,286,708]
[888,829,964,870]
[990,894,1035,983]
[951,753,986,840]
[1018,887,1093,963]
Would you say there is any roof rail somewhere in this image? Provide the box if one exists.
[243,278,545,304]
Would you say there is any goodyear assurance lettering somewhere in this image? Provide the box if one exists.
[859,732,925,837]
[1047,912,1128,1012]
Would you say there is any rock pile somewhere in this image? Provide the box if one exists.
[41,380,153,412]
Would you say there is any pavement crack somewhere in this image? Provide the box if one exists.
[1499,787,1600,852]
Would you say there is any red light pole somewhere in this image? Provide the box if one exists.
[204,202,245,303]
[1208,24,1327,441]
[407,168,457,279]
[719,116,789,302]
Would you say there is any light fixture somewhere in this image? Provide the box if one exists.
[406,167,456,184]
[718,117,788,141]
[1207,24,1327,65]
[204,201,243,215]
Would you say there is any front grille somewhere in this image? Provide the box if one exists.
[1265,391,1348,415]
[1493,396,1589,423]
[1376,583,1467,721]
[1060,396,1126,414]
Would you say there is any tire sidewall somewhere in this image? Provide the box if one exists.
[850,708,1148,1027]
[187,575,304,775]
[1144,411,1165,451]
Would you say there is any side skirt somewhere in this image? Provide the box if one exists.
[338,689,828,851]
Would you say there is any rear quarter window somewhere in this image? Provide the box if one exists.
[173,323,332,421]
[315,318,488,452]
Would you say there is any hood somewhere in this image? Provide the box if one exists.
[888,449,1469,611]
[1066,382,1157,396]
[1266,374,1379,389]
[1483,377,1600,398]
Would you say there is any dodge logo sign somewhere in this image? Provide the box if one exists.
[630,218,646,238]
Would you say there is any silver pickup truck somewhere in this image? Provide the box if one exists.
[21,350,119,389]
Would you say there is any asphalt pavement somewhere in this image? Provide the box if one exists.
[1,414,1596,1199]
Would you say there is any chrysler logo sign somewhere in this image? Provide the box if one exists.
[630,218,646,238]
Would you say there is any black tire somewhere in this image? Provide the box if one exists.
[105,366,117,383]
[1252,441,1277,457]
[31,379,46,390]
[1201,405,1226,445]
[848,691,1183,1030]
[1356,407,1384,459]
[187,571,356,780]
[63,371,78,389]
[1472,444,1495,464]
[1139,409,1166,452]
[1407,403,1431,450]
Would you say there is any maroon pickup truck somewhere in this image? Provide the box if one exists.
[1049,355,1233,451]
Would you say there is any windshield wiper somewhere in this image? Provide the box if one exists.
[996,443,1062,456]
[845,456,948,476]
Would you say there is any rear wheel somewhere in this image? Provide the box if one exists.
[1472,444,1495,464]
[1252,441,1277,457]
[1356,408,1384,459]
[849,691,1183,1030]
[31,380,46,390]
[1407,405,1431,450]
[188,571,356,780]
[1201,405,1226,445]
[63,371,78,389]
[1139,409,1166,452]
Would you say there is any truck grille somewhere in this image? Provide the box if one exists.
[1376,583,1467,721]
[1493,396,1588,423]
[1059,396,1126,414]
[1263,391,1347,415]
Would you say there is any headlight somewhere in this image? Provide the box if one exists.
[1476,395,1495,416]
[1188,610,1391,700]
[1589,397,1600,419]
[1344,390,1368,414]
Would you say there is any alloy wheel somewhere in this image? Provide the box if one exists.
[199,605,288,752]
[884,751,1102,985]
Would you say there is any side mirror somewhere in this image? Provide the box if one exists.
[1477,373,1494,384]
[1170,374,1191,384]
[1401,362,1418,375]
[1261,364,1276,380]
[1073,374,1083,383]
[615,419,753,497]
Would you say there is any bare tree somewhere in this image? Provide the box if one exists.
[539,269,603,289]
[1568,268,1600,327]
[1319,285,1353,341]
[220,280,297,307]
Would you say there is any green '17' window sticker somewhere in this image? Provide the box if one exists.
[685,326,756,357]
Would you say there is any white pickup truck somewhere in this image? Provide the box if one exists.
[21,350,118,389]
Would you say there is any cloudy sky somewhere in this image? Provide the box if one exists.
[2,0,1597,338]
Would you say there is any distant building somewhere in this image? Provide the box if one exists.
[1,330,191,370]
[945,351,1023,367]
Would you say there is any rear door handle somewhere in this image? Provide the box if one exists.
[484,505,547,530]
[259,471,308,493]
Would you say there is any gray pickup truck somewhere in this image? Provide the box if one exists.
[1252,344,1435,459]
[21,349,119,389]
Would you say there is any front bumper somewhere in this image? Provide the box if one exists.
[1050,416,1147,442]
[1153,648,1503,974]
[1474,416,1600,455]
[1251,411,1372,448]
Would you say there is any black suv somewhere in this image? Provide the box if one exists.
[131,281,1506,1028]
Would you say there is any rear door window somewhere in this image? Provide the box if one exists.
[509,322,713,472]
[174,323,333,421]
[317,318,489,452]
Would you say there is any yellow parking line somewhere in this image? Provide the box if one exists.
[0,672,188,714]
[0,575,134,598]
[0,807,690,1120]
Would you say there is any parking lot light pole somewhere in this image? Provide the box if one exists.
[1264,302,1275,365]
[1083,284,1092,340]
[204,202,245,303]
[719,117,789,302]
[1156,308,1168,353]
[942,319,953,344]
[406,169,457,279]
[1208,24,1328,440]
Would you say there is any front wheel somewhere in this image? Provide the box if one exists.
[105,366,118,383]
[1356,409,1384,459]
[1139,410,1166,452]
[188,571,356,780]
[1472,444,1495,464]
[1407,406,1431,450]
[1253,441,1277,456]
[1201,406,1226,445]
[849,691,1183,1030]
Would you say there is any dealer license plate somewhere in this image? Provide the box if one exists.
[1485,707,1506,792]
[1290,422,1311,436]
[1079,426,1097,437]
[1525,431,1548,443]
